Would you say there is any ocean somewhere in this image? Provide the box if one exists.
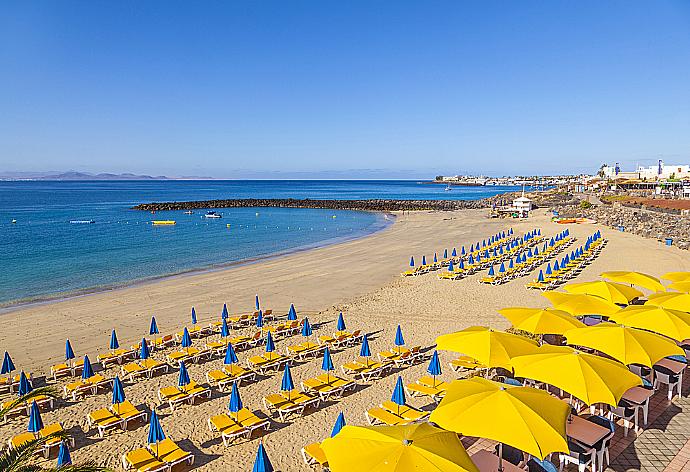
[0,180,520,306]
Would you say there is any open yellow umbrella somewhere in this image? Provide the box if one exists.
[435,326,538,370]
[321,423,479,472]
[645,292,690,313]
[610,305,690,341]
[600,271,665,293]
[563,323,683,367]
[498,307,585,335]
[511,345,642,406]
[669,281,690,293]
[430,377,569,460]
[542,292,620,316]
[563,281,643,304]
[662,271,690,283]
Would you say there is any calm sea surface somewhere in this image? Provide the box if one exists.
[0,180,520,305]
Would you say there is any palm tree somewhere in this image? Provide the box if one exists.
[0,386,111,472]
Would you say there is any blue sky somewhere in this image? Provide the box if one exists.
[1,1,689,178]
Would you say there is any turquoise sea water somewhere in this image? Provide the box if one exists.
[0,180,520,306]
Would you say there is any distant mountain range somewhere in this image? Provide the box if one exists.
[0,171,211,181]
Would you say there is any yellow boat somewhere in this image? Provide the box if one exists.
[152,220,176,225]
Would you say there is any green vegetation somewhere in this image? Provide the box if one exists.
[579,200,593,209]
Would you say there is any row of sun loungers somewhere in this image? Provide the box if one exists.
[122,438,194,472]
[526,238,607,291]
[8,422,74,458]
[158,381,212,411]
[208,410,271,446]
[87,400,148,437]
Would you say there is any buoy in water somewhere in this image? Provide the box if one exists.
[226,224,231,228]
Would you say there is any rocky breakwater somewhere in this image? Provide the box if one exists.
[132,198,492,213]
[555,201,690,250]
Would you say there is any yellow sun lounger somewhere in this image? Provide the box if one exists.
[111,400,148,429]
[148,438,194,469]
[157,386,192,411]
[87,408,124,437]
[286,341,326,360]
[50,359,84,380]
[63,374,112,400]
[380,400,429,421]
[206,364,257,390]
[120,359,169,381]
[247,353,291,374]
[341,359,392,382]
[122,448,169,472]
[9,423,73,458]
[97,348,136,369]
[208,414,250,446]
[405,376,449,402]
[301,374,356,401]
[262,393,305,422]
[179,380,212,403]
[302,442,329,468]
[365,407,412,426]
[152,334,175,350]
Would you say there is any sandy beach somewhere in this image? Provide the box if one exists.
[1,208,689,471]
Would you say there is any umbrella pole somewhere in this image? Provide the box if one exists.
[498,443,504,472]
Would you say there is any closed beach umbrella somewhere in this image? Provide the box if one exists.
[109,329,119,350]
[322,347,335,383]
[448,260,455,272]
[252,442,274,472]
[409,256,415,267]
[499,262,506,273]
[609,305,690,341]
[65,340,75,362]
[430,378,569,461]
[140,338,150,359]
[191,307,197,325]
[288,304,297,320]
[434,253,438,263]
[563,281,643,304]
[221,303,229,320]
[27,401,43,433]
[17,371,31,396]
[321,423,478,472]
[256,310,264,328]
[553,260,560,271]
[542,292,620,317]
[511,345,642,406]
[669,281,690,293]
[331,412,346,437]
[360,335,372,366]
[265,332,275,353]
[112,376,125,405]
[255,295,260,311]
[488,265,495,276]
[422,255,427,266]
[229,381,243,417]
[57,440,72,467]
[149,316,159,335]
[220,318,230,339]
[645,292,690,312]
[662,271,690,283]
[281,363,294,399]
[394,325,405,351]
[468,254,474,265]
[601,271,665,293]
[498,307,585,335]
[81,355,94,379]
[533,246,539,256]
[147,410,166,455]
[545,263,552,276]
[452,248,457,257]
[459,259,465,270]
[536,270,544,283]
[563,324,683,367]
[508,259,514,270]
[181,327,192,354]
[390,376,406,415]
[444,249,448,259]
[337,312,346,332]
[178,361,190,387]
[436,326,538,370]
[302,318,313,337]
[224,344,239,365]
[428,350,442,377]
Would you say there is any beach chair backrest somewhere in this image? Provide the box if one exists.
[351,329,361,338]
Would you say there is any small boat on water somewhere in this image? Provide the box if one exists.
[444,185,452,191]
[152,220,176,225]
[70,219,95,224]
[203,211,222,219]
[11,219,17,224]
[183,210,194,215]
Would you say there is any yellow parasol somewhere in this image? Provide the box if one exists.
[662,271,690,283]
[511,345,642,406]
[668,281,690,293]
[429,377,569,460]
[435,326,538,370]
[563,281,643,304]
[609,305,690,341]
[563,323,683,367]
[498,307,585,335]
[600,271,665,293]
[645,292,690,313]
[321,423,479,472]
[541,292,620,316]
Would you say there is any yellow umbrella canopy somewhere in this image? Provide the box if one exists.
[669,281,690,293]
[435,326,538,370]
[498,307,585,335]
[563,281,644,304]
[610,305,690,341]
[321,423,479,472]
[429,377,569,460]
[542,292,620,316]
[511,345,642,406]
[563,323,683,367]
[645,292,690,313]
[662,271,690,283]
[600,271,665,293]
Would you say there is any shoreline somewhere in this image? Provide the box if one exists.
[0,211,396,313]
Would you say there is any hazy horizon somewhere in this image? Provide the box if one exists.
[2,1,689,177]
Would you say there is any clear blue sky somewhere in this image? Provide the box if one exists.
[2,1,689,178]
